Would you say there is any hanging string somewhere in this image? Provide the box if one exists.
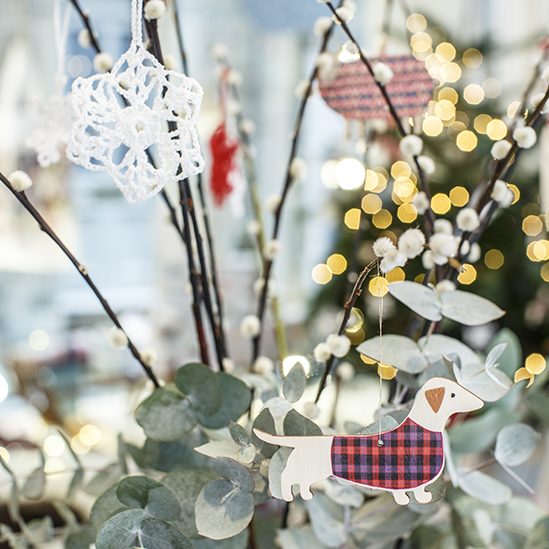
[53,0,71,91]
[130,0,143,46]
[377,259,385,447]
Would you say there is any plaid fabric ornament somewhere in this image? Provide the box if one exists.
[331,418,444,490]
[319,55,433,121]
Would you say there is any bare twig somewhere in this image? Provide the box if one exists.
[0,172,160,388]
[323,1,435,234]
[251,11,341,363]
[67,0,102,54]
[314,259,378,403]
[170,2,230,363]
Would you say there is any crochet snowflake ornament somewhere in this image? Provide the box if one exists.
[66,0,204,203]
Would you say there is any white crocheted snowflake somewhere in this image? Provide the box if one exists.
[67,43,204,203]
[27,93,73,168]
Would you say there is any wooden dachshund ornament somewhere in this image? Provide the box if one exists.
[254,378,483,505]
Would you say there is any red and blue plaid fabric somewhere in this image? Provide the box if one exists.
[319,55,433,121]
[330,418,444,490]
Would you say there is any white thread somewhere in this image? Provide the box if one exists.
[66,0,205,203]
[377,260,384,446]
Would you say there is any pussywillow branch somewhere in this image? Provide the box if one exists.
[0,171,160,388]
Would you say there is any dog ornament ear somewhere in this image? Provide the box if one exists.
[425,387,445,413]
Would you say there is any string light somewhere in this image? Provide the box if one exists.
[486,119,507,140]
[484,249,505,270]
[327,253,348,275]
[372,209,392,229]
[369,276,388,296]
[458,263,477,284]
[462,48,483,68]
[449,186,469,206]
[522,215,543,236]
[312,264,333,284]
[344,208,361,230]
[456,130,478,152]
[361,193,382,214]
[336,158,365,190]
[431,193,452,214]
[463,84,485,105]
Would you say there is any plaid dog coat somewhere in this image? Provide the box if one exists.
[330,418,444,490]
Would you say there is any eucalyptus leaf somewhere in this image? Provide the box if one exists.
[193,530,249,548]
[283,409,322,436]
[485,343,507,369]
[142,431,209,472]
[440,290,505,326]
[388,281,442,321]
[251,408,277,458]
[305,493,346,548]
[283,363,307,403]
[195,440,242,461]
[90,485,127,531]
[357,335,427,373]
[323,479,364,507]
[65,526,96,549]
[195,479,254,540]
[212,458,255,493]
[67,468,84,499]
[135,388,196,441]
[22,467,46,500]
[419,334,478,367]
[358,414,399,435]
[198,373,252,430]
[494,423,540,467]
[455,362,511,402]
[277,527,329,549]
[162,468,218,537]
[84,463,123,497]
[268,447,292,499]
[488,329,522,377]
[175,363,222,415]
[449,408,516,453]
[116,476,180,521]
[458,470,512,505]
[96,509,191,549]
[524,517,549,549]
[229,422,251,447]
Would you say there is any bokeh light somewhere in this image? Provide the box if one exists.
[458,263,477,284]
[369,276,388,297]
[431,193,452,214]
[336,158,365,190]
[344,208,361,230]
[327,253,347,275]
[522,215,543,237]
[449,186,469,207]
[463,84,485,105]
[312,264,332,284]
[486,119,508,140]
[484,249,504,270]
[456,130,478,152]
[372,209,392,229]
[361,193,382,214]
[525,353,546,375]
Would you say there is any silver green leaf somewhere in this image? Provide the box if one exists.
[458,470,512,504]
[440,290,505,326]
[283,363,307,403]
[494,423,540,467]
[388,281,442,321]
[356,335,427,373]
[175,363,222,415]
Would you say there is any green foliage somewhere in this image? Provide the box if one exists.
[282,362,307,403]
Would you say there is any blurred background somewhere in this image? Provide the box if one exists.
[1,0,549,538]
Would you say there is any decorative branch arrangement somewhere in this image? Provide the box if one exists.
[1,1,549,548]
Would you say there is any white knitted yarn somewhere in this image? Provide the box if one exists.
[66,0,204,203]
[27,0,73,167]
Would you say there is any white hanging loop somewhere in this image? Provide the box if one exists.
[130,0,143,47]
[377,260,385,446]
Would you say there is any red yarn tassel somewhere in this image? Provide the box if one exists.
[209,123,239,206]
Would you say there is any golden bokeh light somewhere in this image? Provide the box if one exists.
[484,249,504,270]
[393,176,416,201]
[435,42,456,61]
[434,99,456,121]
[327,253,348,275]
[312,264,333,284]
[473,114,492,134]
[411,32,433,53]
[372,209,393,229]
[458,263,477,285]
[540,263,549,282]
[397,203,418,223]
[486,119,508,141]
[336,157,365,190]
[527,240,549,262]
[463,83,485,105]
[360,353,376,365]
[456,130,478,152]
[449,186,469,207]
[507,100,521,119]
[507,183,520,204]
[522,215,543,237]
[385,267,405,282]
[437,87,459,104]
[441,62,462,83]
[344,208,361,230]
[390,161,412,178]
[423,115,444,136]
[364,169,379,191]
[525,353,546,375]
[431,193,452,214]
[320,159,339,189]
[369,276,389,297]
[361,193,382,214]
[406,13,427,33]
[378,363,398,380]
[463,48,483,68]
